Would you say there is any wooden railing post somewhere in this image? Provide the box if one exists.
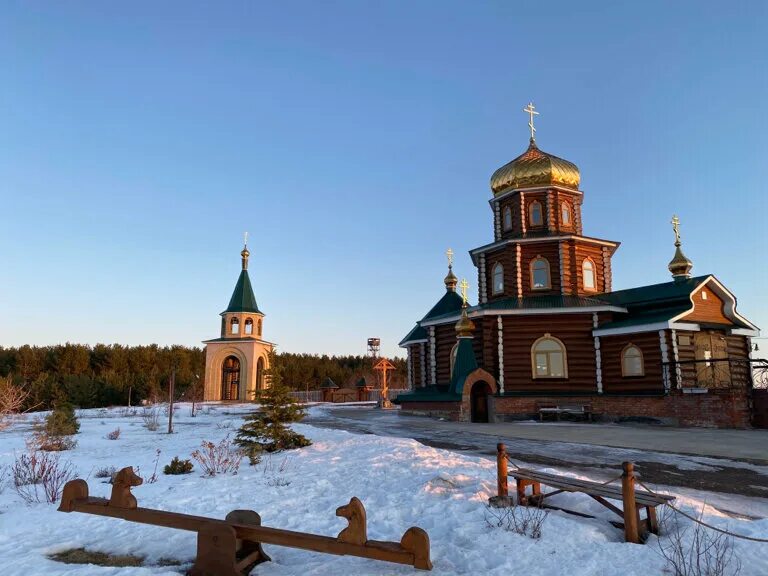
[621,461,639,543]
[497,443,508,498]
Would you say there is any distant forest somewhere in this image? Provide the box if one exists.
[0,345,407,410]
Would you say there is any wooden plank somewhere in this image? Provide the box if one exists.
[587,494,624,518]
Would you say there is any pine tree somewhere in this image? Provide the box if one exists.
[235,352,310,460]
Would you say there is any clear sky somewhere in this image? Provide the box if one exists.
[1,1,766,359]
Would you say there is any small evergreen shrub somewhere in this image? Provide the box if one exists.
[235,352,311,455]
[45,402,80,437]
[163,457,194,475]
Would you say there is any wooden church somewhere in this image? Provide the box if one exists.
[396,105,760,428]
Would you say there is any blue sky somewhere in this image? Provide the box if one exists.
[1,1,766,358]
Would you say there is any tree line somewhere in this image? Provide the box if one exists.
[0,344,406,410]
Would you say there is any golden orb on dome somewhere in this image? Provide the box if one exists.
[490,139,580,195]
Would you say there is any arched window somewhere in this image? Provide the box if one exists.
[622,344,644,377]
[529,201,543,226]
[450,342,459,375]
[244,318,253,335]
[531,335,568,378]
[561,202,571,225]
[230,317,240,335]
[503,206,513,230]
[582,258,596,291]
[492,263,504,294]
[256,356,266,390]
[530,257,550,290]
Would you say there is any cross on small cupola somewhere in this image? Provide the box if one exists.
[523,102,539,142]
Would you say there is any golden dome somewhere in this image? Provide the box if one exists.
[490,139,580,195]
[455,307,475,337]
[444,266,458,292]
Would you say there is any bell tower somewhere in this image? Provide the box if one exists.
[203,237,275,401]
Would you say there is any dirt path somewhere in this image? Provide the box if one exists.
[305,406,768,506]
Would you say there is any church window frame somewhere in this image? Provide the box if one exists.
[230,317,240,335]
[503,205,513,231]
[530,256,551,290]
[492,262,504,295]
[450,342,459,375]
[531,334,568,379]
[529,200,543,227]
[244,318,254,335]
[621,344,645,377]
[582,258,596,292]
[561,201,572,226]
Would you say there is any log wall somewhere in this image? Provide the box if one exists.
[600,331,665,393]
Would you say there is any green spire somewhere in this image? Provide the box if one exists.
[224,241,262,314]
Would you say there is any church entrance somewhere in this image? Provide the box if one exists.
[256,357,265,391]
[470,381,491,423]
[221,356,241,400]
[694,332,731,388]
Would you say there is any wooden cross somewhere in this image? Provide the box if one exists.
[244,231,249,246]
[445,247,454,268]
[459,278,469,306]
[671,215,681,245]
[373,358,396,398]
[523,102,539,140]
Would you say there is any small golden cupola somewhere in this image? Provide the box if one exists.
[455,278,475,337]
[490,102,580,195]
[444,248,458,292]
[668,215,693,280]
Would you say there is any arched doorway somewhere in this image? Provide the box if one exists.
[256,357,266,391]
[470,381,491,423]
[221,355,241,400]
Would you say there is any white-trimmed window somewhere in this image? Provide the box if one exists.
[530,257,550,290]
[582,258,596,291]
[529,201,543,226]
[244,318,253,335]
[230,317,240,335]
[492,263,504,294]
[622,344,644,377]
[503,206,513,230]
[561,202,571,225]
[531,335,568,378]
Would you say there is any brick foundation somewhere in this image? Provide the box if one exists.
[402,390,752,428]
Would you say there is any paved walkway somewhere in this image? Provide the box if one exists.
[305,405,768,504]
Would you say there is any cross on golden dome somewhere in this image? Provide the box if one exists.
[459,278,469,305]
[446,247,454,267]
[671,215,681,245]
[523,102,539,141]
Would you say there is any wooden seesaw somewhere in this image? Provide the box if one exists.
[58,467,432,575]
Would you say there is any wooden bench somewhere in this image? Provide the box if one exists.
[538,403,593,422]
[58,467,432,574]
[493,444,674,543]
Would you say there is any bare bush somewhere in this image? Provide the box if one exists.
[0,464,8,494]
[12,450,77,503]
[106,427,121,440]
[142,406,161,431]
[94,466,118,483]
[262,454,293,487]
[119,407,137,418]
[147,449,161,484]
[191,436,242,477]
[484,502,549,540]
[27,432,78,452]
[656,506,741,576]
[0,375,30,431]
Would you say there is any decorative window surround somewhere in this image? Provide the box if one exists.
[593,313,603,393]
[497,315,505,394]
[429,326,437,386]
[659,330,670,392]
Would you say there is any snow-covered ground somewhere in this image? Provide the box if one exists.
[0,404,766,575]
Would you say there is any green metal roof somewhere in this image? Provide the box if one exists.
[597,276,708,307]
[394,387,461,403]
[224,270,262,314]
[422,290,464,321]
[399,324,428,346]
[480,294,613,310]
[321,377,338,389]
[449,337,478,395]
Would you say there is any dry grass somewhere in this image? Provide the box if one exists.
[48,548,183,568]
